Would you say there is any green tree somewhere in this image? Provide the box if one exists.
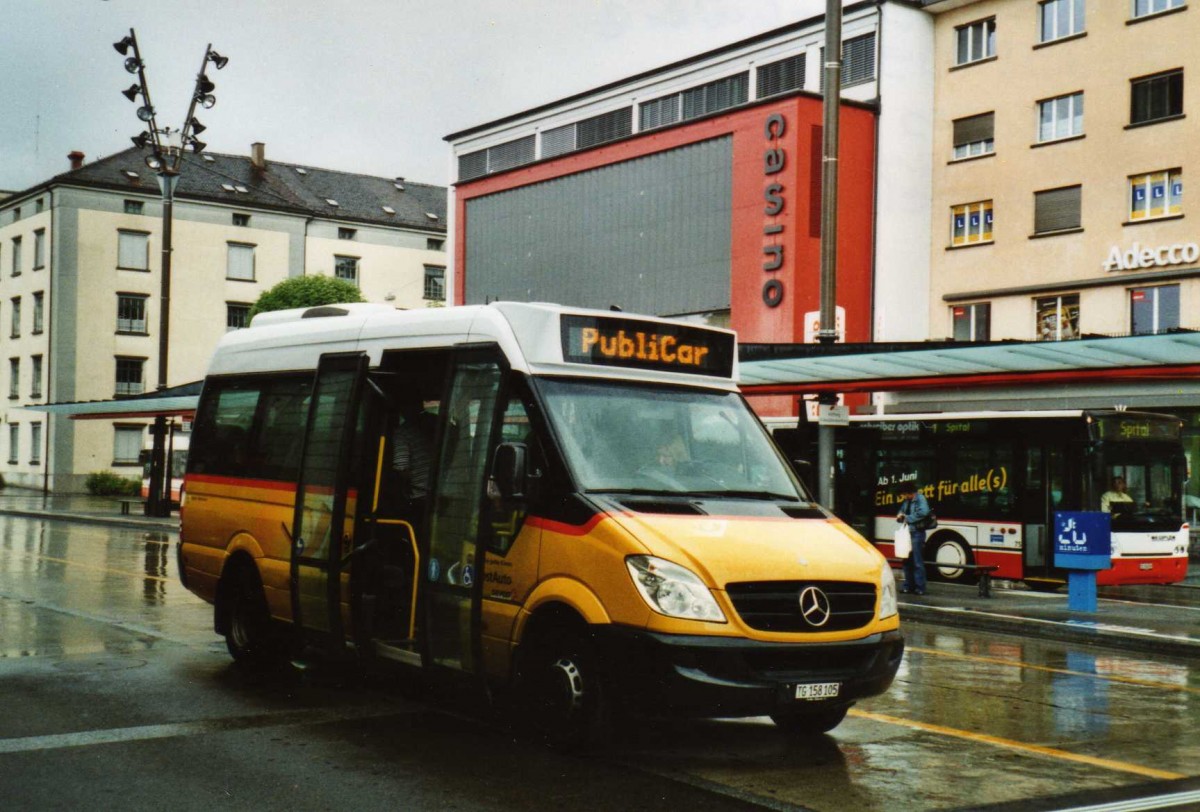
[249,275,365,319]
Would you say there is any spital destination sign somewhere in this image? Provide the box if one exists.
[560,315,735,377]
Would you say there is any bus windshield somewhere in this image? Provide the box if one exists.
[1098,449,1181,531]
[537,378,805,500]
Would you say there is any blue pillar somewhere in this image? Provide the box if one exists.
[1067,570,1098,613]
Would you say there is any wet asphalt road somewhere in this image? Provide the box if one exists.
[1,515,1198,811]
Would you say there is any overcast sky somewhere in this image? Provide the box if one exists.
[0,0,841,192]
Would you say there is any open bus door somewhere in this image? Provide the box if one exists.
[422,349,505,678]
[289,352,369,658]
[1023,442,1078,586]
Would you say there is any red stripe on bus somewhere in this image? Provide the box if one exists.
[527,514,606,536]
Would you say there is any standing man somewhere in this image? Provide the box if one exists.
[896,481,931,595]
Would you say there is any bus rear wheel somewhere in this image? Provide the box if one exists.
[930,534,976,584]
[517,626,606,751]
[770,703,850,735]
[224,564,283,667]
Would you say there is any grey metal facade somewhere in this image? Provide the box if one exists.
[463,136,732,316]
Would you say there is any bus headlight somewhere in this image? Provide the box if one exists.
[879,559,898,620]
[626,556,726,623]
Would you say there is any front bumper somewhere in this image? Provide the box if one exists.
[592,625,904,718]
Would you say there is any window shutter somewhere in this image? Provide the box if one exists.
[757,54,805,98]
[843,33,876,86]
[953,112,994,147]
[487,135,536,173]
[541,123,576,158]
[458,150,488,181]
[577,107,632,149]
[1034,186,1081,233]
[118,232,147,269]
[227,244,255,280]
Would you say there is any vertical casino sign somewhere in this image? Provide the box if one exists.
[763,113,786,308]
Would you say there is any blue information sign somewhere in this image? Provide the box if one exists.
[1053,511,1111,571]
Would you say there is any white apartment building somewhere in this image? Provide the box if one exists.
[0,144,447,491]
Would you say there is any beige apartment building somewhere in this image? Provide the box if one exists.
[0,145,446,491]
[926,0,1196,342]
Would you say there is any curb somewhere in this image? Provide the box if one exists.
[899,601,1200,661]
[0,508,178,534]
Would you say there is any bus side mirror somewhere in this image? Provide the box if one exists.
[491,442,528,500]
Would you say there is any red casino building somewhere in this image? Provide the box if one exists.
[444,2,936,416]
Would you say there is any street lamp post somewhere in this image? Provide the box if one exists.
[114,29,227,517]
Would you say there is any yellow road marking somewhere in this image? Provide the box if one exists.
[4,552,170,583]
[907,645,1200,695]
[849,709,1185,781]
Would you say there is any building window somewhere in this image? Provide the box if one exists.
[1134,0,1185,18]
[424,265,446,301]
[10,297,20,338]
[226,243,255,281]
[124,199,144,215]
[12,207,19,222]
[1036,294,1080,341]
[30,355,42,399]
[756,53,805,99]
[338,227,357,240]
[639,73,749,132]
[30,423,41,465]
[11,236,21,276]
[117,294,148,334]
[232,212,250,227]
[113,425,143,465]
[8,358,18,399]
[1034,185,1082,234]
[951,201,994,246]
[32,292,43,334]
[457,135,536,181]
[226,303,251,331]
[117,230,149,270]
[1131,285,1180,334]
[952,303,991,341]
[427,238,444,251]
[35,199,43,214]
[115,357,145,396]
[1040,0,1085,42]
[334,255,359,285]
[33,229,45,269]
[8,425,17,465]
[1129,169,1182,220]
[842,33,877,87]
[956,18,996,66]
[953,112,995,159]
[1038,92,1083,142]
[1131,69,1183,125]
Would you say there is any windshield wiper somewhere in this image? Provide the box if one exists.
[688,489,802,501]
[586,488,690,497]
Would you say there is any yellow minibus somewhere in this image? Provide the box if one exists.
[178,302,902,745]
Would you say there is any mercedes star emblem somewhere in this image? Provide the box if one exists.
[798,585,832,627]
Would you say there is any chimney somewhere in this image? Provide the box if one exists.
[250,142,266,170]
[68,151,85,170]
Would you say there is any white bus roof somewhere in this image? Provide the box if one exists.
[206,301,740,391]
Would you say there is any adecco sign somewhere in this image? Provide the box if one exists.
[1104,241,1200,272]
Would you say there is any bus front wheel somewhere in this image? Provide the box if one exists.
[224,564,282,667]
[516,625,606,750]
[930,534,976,584]
[770,703,850,735]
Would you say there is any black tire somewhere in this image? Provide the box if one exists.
[770,703,850,735]
[930,534,976,584]
[516,626,606,751]
[224,564,283,667]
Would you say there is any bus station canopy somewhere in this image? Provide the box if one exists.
[737,331,1200,395]
[32,381,202,420]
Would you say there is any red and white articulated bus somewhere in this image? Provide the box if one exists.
[765,410,1190,589]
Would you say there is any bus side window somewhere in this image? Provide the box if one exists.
[486,390,542,556]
